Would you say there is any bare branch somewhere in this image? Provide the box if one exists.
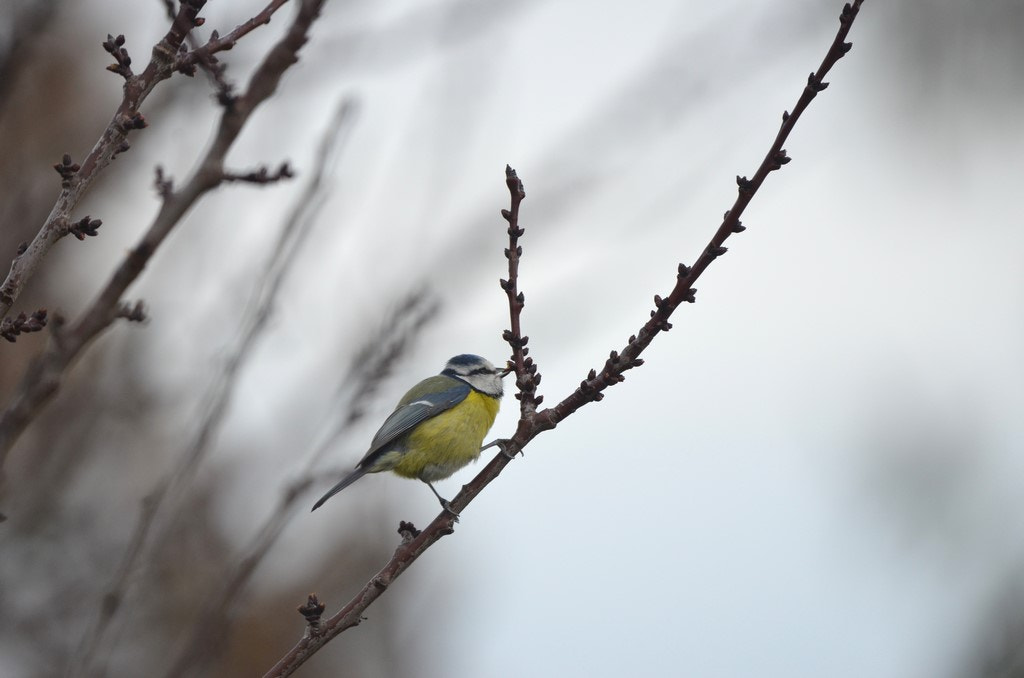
[262,2,867,675]
[155,97,358,675]
[0,0,208,321]
[160,0,237,103]
[62,12,337,676]
[177,0,293,75]
[543,0,866,427]
[0,0,321,478]
[0,0,307,326]
[498,166,542,417]
[220,162,295,185]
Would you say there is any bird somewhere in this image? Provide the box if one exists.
[311,354,510,512]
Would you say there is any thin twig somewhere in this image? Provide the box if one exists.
[498,167,542,418]
[0,0,319,478]
[261,2,866,675]
[0,0,274,322]
[164,96,361,675]
[177,0,293,73]
[159,0,236,102]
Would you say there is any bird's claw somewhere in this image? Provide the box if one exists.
[481,438,518,459]
[497,439,518,460]
[439,498,460,523]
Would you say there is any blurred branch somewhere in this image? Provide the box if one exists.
[263,1,867,675]
[0,0,322,479]
[1,0,206,321]
[162,289,438,678]
[309,290,445,469]
[67,92,354,678]
[0,0,63,115]
[961,571,1024,678]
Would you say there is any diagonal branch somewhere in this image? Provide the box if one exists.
[0,0,288,322]
[538,0,866,426]
[0,0,324,479]
[0,0,308,324]
[0,0,204,322]
[262,2,866,676]
[263,3,866,675]
[178,0,293,73]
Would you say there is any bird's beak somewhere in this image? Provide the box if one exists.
[499,361,514,377]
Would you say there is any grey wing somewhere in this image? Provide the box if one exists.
[357,383,470,467]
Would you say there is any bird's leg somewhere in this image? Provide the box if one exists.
[424,480,460,521]
[481,438,517,460]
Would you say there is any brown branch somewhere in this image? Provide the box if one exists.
[160,0,236,103]
[262,2,866,675]
[66,7,333,678]
[177,0,293,74]
[220,162,295,185]
[498,167,542,417]
[0,0,303,325]
[0,0,319,478]
[542,0,867,428]
[0,0,207,322]
[147,96,358,676]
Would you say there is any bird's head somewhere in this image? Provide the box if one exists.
[442,354,509,398]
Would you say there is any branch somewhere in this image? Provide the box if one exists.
[0,0,304,324]
[177,0,293,74]
[0,0,322,478]
[498,167,542,417]
[542,1,865,427]
[220,162,295,185]
[159,0,236,103]
[0,0,207,322]
[262,2,866,675]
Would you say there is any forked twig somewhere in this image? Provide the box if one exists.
[0,0,299,323]
[0,0,325,478]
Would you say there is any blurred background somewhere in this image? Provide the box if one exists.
[1,0,1023,676]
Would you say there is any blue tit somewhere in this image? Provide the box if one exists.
[311,354,510,511]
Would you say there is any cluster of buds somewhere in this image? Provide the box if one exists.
[0,309,47,343]
[102,33,132,79]
[69,216,102,240]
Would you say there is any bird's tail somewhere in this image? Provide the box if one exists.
[311,467,368,511]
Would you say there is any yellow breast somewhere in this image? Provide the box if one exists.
[393,390,500,482]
